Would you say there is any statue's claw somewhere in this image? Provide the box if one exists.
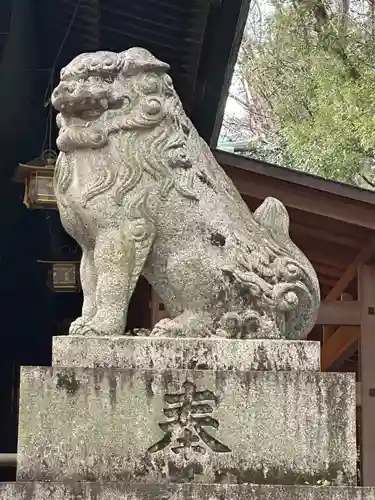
[69,318,106,336]
[151,313,215,338]
[151,318,179,337]
[69,317,87,335]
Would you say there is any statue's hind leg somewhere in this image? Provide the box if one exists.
[149,248,220,337]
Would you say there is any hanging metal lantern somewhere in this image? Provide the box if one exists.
[38,260,81,293]
[14,149,57,209]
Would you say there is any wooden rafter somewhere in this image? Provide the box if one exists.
[307,253,351,272]
[290,222,362,249]
[314,264,343,279]
[322,293,353,343]
[325,235,375,300]
[317,301,360,325]
[323,326,337,343]
[320,293,359,370]
[321,326,359,371]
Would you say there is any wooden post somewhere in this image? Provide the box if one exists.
[358,264,375,486]
[150,289,169,328]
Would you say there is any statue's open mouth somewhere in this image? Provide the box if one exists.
[51,78,111,120]
[57,97,108,120]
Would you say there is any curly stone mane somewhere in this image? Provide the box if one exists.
[54,48,199,209]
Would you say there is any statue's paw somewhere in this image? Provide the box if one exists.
[69,318,105,336]
[69,317,88,336]
[151,313,214,338]
[73,317,124,337]
[150,318,176,337]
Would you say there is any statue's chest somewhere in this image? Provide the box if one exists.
[69,157,102,197]
[57,194,113,246]
[54,156,100,238]
[56,151,113,204]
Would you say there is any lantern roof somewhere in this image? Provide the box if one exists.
[14,150,56,183]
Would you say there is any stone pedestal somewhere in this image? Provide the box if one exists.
[16,336,356,486]
[17,365,356,484]
[1,483,375,500]
[0,334,367,498]
[52,336,321,371]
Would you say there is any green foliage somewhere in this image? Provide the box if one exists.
[235,0,375,186]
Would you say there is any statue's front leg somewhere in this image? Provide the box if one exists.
[78,228,135,336]
[69,248,97,335]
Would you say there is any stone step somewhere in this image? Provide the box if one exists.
[0,482,373,500]
[52,336,321,371]
[17,366,356,485]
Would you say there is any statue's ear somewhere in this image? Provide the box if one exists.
[120,47,170,77]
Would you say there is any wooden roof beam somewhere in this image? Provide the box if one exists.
[321,326,359,371]
[313,264,344,279]
[290,222,362,249]
[325,235,375,300]
[216,150,375,205]
[223,165,375,230]
[197,0,252,145]
[317,300,360,326]
[322,294,353,343]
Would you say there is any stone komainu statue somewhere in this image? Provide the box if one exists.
[51,47,320,339]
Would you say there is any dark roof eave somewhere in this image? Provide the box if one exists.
[190,0,251,146]
[214,149,375,206]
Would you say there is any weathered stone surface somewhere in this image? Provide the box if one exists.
[17,367,356,485]
[52,336,321,371]
[51,47,320,340]
[1,482,375,500]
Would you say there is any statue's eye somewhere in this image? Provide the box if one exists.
[144,97,162,115]
[139,76,158,94]
[104,76,113,84]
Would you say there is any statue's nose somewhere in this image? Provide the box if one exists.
[52,81,78,102]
